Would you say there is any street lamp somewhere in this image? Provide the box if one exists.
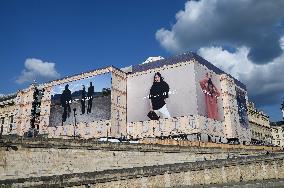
[281,99,284,120]
[73,108,77,139]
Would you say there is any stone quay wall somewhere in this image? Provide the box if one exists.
[1,153,283,187]
[0,138,274,181]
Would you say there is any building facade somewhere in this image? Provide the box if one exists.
[0,66,127,138]
[270,100,284,147]
[126,53,250,144]
[0,93,17,136]
[271,122,284,147]
[247,102,272,145]
[0,52,252,144]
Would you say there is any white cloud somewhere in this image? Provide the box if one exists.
[280,36,284,50]
[198,46,253,78]
[156,29,180,52]
[198,45,284,106]
[156,0,284,119]
[156,0,284,63]
[16,58,60,84]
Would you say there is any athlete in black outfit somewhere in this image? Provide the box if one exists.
[149,72,171,119]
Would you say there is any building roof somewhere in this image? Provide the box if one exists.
[131,52,246,90]
[0,92,17,103]
[270,121,284,127]
[42,65,124,86]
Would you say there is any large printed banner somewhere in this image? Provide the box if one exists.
[49,73,111,127]
[195,64,224,121]
[127,64,197,122]
[236,87,249,128]
[198,74,221,120]
[127,63,224,122]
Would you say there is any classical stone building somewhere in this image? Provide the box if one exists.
[270,100,284,147]
[247,101,272,145]
[0,52,252,144]
[0,67,126,138]
[271,122,284,147]
[44,66,127,138]
[0,84,45,136]
[0,93,17,136]
[126,53,250,144]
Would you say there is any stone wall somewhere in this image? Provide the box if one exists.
[110,67,127,137]
[0,138,271,181]
[127,115,224,140]
[1,151,283,187]
[88,154,284,188]
[220,75,251,143]
[140,138,282,151]
[46,119,111,139]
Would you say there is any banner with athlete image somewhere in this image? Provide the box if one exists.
[49,73,111,127]
[236,87,249,128]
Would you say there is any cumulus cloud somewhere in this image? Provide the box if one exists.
[198,45,284,107]
[16,58,60,84]
[156,0,284,63]
[156,0,284,119]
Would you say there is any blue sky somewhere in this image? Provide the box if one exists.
[0,0,185,93]
[1,0,284,121]
[50,73,111,96]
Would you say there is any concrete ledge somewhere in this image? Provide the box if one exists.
[0,137,281,154]
[141,138,283,152]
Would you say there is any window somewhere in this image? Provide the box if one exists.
[116,96,120,105]
[1,117,4,124]
[9,115,14,123]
